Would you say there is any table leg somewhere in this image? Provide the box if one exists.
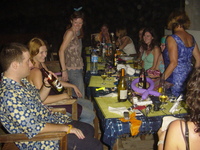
[112,139,118,150]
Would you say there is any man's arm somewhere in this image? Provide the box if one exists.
[40,123,85,139]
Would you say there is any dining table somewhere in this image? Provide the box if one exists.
[84,47,187,150]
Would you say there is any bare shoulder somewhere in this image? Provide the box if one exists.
[63,29,74,39]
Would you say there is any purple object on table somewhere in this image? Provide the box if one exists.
[131,77,161,100]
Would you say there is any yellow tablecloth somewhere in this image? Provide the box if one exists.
[88,76,116,88]
[95,97,132,118]
[86,62,106,71]
[143,101,187,117]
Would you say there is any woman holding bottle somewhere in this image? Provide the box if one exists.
[27,37,95,126]
[59,11,85,98]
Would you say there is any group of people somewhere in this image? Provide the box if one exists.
[1,7,200,150]
[0,11,103,150]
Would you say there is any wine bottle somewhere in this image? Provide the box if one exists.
[41,68,64,94]
[138,68,147,89]
[117,68,128,102]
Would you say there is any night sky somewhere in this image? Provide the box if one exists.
[0,0,184,51]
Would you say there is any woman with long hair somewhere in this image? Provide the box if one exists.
[27,37,95,126]
[141,27,161,71]
[59,11,85,98]
[158,68,200,150]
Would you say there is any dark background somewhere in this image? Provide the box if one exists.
[0,0,184,52]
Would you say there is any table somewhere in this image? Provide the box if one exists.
[93,95,187,149]
[87,74,187,150]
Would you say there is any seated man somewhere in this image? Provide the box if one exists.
[0,43,103,150]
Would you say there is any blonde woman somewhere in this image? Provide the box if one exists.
[116,27,137,56]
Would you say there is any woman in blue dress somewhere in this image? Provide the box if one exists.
[163,10,200,97]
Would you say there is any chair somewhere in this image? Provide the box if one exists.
[48,98,78,120]
[0,108,67,150]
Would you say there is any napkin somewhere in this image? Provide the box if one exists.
[100,92,118,97]
[108,106,128,116]
[126,65,135,75]
[117,64,136,76]
[161,116,180,131]
[117,64,126,71]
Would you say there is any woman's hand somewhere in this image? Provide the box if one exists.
[62,71,69,81]
[73,86,82,98]
[157,128,167,141]
[70,127,85,139]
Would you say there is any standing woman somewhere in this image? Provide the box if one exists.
[141,27,161,71]
[59,11,85,98]
[163,10,200,97]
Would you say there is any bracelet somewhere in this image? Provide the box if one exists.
[67,125,73,134]
[61,69,67,72]
[43,83,51,88]
[157,140,164,146]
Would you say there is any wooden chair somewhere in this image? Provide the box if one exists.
[48,98,78,120]
[0,108,68,150]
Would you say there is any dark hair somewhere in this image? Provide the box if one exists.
[167,10,190,30]
[141,27,158,51]
[66,11,85,30]
[0,43,28,72]
[186,68,200,133]
[70,11,85,22]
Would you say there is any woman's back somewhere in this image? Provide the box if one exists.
[165,120,200,150]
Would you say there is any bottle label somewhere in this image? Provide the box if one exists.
[119,90,128,99]
[91,55,98,63]
[52,79,63,92]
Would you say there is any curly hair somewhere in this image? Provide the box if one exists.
[141,27,158,51]
[167,10,190,30]
[186,68,200,133]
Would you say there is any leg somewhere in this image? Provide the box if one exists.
[67,69,85,98]
[67,121,103,150]
[77,98,95,126]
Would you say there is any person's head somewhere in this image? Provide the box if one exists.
[0,43,32,77]
[116,28,127,38]
[139,27,145,41]
[101,24,109,34]
[70,11,84,32]
[167,10,190,30]
[160,36,167,51]
[142,27,158,50]
[186,67,200,132]
[28,37,47,66]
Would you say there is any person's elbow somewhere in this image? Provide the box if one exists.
[170,60,178,68]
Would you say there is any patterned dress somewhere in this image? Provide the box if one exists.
[0,75,72,150]
[163,34,195,97]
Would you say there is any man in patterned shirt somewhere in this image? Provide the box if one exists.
[0,43,103,150]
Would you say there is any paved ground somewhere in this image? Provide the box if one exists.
[103,134,157,150]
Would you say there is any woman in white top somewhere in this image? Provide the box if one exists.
[116,27,137,56]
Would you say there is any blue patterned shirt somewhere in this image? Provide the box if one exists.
[0,75,72,150]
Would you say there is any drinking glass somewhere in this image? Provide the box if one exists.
[106,67,113,81]
[159,85,168,110]
[101,72,108,85]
